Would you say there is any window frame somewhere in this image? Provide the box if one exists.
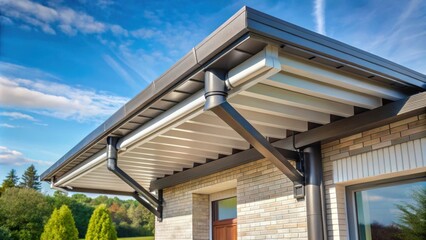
[346,173,426,240]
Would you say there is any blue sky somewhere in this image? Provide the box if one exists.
[0,0,425,193]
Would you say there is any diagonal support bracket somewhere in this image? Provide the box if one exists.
[107,137,163,220]
[204,69,304,186]
[211,102,304,184]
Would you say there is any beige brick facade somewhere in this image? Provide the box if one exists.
[322,113,426,240]
[156,159,307,240]
[156,113,426,240]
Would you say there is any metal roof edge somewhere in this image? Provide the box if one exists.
[244,7,426,88]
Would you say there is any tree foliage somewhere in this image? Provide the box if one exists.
[396,187,426,240]
[0,166,155,239]
[47,191,94,238]
[0,187,51,240]
[1,169,19,193]
[41,205,79,240]
[19,164,41,190]
[85,204,117,240]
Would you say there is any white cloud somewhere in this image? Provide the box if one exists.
[0,146,53,166]
[313,0,326,35]
[0,123,18,128]
[0,111,36,121]
[0,71,128,122]
[0,61,129,122]
[0,0,113,36]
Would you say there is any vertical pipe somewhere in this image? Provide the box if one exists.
[304,143,324,240]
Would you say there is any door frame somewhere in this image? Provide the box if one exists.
[209,189,237,240]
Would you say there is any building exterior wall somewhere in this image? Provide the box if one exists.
[322,113,426,240]
[156,159,307,240]
[156,113,425,240]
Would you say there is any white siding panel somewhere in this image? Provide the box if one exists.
[333,138,426,183]
[414,139,423,168]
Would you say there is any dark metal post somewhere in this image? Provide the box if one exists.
[304,143,325,240]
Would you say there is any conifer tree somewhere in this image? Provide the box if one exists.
[40,205,79,240]
[19,164,41,190]
[85,204,117,240]
[1,169,19,192]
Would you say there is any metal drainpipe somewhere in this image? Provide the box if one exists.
[106,136,162,220]
[203,69,228,111]
[304,143,326,240]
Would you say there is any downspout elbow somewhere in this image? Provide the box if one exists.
[106,136,119,172]
[204,69,228,111]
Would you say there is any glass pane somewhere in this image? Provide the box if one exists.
[354,180,426,240]
[218,197,237,220]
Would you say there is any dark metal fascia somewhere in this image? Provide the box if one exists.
[245,7,426,88]
[106,137,163,220]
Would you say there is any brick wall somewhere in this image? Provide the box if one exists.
[156,159,307,240]
[321,113,426,240]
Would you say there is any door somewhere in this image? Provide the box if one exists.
[212,197,237,240]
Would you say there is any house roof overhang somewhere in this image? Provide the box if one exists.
[41,7,426,194]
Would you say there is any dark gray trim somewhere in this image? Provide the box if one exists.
[273,92,426,150]
[149,147,299,191]
[346,173,426,240]
[41,6,426,182]
[150,92,425,190]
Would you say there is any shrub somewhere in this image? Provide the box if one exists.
[85,204,117,240]
[41,205,79,240]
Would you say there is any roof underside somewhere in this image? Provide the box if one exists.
[41,7,425,193]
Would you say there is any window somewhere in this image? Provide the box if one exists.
[212,197,237,221]
[347,175,426,240]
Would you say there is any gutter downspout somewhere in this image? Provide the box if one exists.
[106,136,163,220]
[304,143,326,240]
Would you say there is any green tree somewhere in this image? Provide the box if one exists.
[47,191,94,239]
[41,205,79,240]
[0,187,51,240]
[1,169,19,192]
[85,204,117,240]
[19,164,41,190]
[396,187,426,240]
